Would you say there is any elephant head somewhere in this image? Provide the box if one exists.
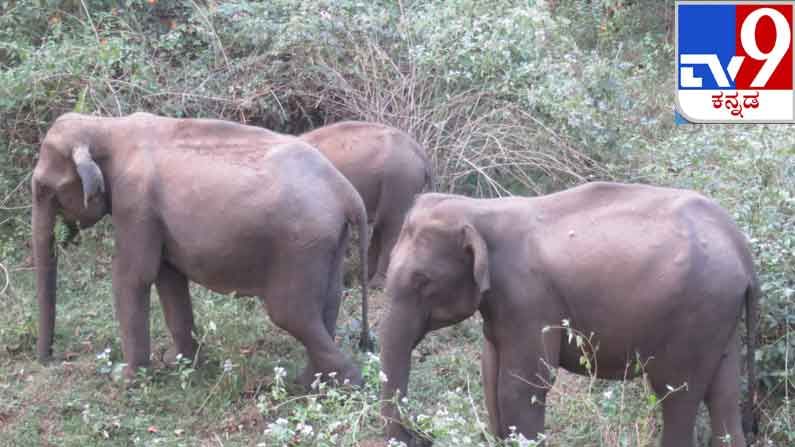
[379,194,490,445]
[32,113,110,361]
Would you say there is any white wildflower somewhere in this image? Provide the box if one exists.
[296,422,313,436]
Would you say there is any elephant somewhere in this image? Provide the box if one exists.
[32,112,372,384]
[299,122,433,289]
[379,182,759,447]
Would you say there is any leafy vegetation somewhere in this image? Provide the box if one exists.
[1,0,792,445]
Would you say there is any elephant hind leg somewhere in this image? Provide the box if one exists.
[289,317,362,388]
[367,225,381,286]
[656,392,701,447]
[264,255,362,389]
[704,333,746,447]
[296,225,347,387]
[322,260,344,341]
[323,225,348,340]
[648,361,711,447]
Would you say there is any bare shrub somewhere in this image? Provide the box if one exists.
[296,31,606,197]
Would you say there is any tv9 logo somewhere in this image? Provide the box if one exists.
[676,2,795,122]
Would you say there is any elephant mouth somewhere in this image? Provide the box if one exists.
[59,207,105,229]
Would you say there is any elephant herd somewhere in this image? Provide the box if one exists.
[32,112,758,447]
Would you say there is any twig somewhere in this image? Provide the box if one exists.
[0,261,9,296]
[466,372,493,445]
[188,0,231,71]
[0,204,31,210]
[78,0,101,43]
[0,173,32,209]
[78,0,123,115]
[460,157,512,197]
[194,372,226,416]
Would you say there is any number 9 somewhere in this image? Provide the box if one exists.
[741,8,791,88]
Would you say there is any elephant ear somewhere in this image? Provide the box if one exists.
[72,144,105,208]
[462,224,490,294]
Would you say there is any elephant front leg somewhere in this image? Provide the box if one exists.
[482,337,500,434]
[113,268,153,381]
[111,219,162,381]
[494,328,561,442]
[155,262,198,365]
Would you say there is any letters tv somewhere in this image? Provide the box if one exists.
[676,2,795,122]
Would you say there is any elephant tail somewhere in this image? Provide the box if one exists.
[346,187,373,353]
[742,270,760,435]
[423,154,435,192]
[398,130,434,193]
[411,139,434,192]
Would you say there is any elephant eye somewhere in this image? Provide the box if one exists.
[411,271,431,293]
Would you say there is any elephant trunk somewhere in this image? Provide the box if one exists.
[380,302,426,444]
[32,177,58,362]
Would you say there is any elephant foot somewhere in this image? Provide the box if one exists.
[339,364,364,388]
[412,436,434,447]
[36,348,54,364]
[408,436,434,447]
[387,426,434,447]
[359,333,375,353]
[294,365,316,389]
[368,273,387,289]
[118,363,151,386]
[162,342,203,368]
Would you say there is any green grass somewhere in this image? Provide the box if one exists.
[0,252,784,446]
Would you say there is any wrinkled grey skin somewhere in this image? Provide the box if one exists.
[300,122,432,289]
[380,182,758,447]
[32,112,372,384]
